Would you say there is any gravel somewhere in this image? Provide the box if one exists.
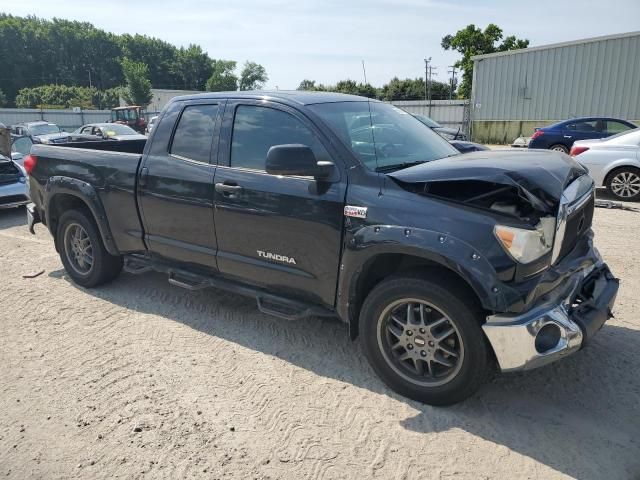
[1,194,639,479]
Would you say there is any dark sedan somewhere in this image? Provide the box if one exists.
[412,113,467,140]
[528,117,637,153]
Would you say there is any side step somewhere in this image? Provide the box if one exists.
[123,258,153,275]
[123,254,335,321]
[168,271,209,291]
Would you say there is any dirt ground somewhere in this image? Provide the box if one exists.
[1,193,639,480]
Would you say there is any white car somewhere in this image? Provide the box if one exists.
[571,128,640,201]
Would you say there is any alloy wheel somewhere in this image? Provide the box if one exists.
[377,299,465,387]
[64,222,93,275]
[611,171,640,198]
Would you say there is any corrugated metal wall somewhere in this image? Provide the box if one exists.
[0,109,161,131]
[390,100,469,127]
[472,32,640,121]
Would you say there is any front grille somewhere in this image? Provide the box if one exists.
[0,194,28,206]
[558,193,595,260]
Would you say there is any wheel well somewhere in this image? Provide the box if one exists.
[349,253,483,339]
[604,165,640,186]
[48,194,92,245]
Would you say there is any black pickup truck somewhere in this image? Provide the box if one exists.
[25,91,619,405]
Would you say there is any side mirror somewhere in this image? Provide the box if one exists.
[265,144,335,180]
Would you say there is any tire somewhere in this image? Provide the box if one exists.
[549,144,569,154]
[605,167,640,201]
[359,275,490,406]
[56,208,123,288]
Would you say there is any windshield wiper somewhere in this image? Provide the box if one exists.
[375,161,428,173]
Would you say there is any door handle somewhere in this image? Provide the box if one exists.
[564,135,573,139]
[139,166,149,187]
[215,182,244,196]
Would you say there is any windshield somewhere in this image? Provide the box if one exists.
[98,124,139,136]
[30,124,60,135]
[310,102,457,171]
[412,114,441,128]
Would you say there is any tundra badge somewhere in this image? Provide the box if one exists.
[344,205,368,219]
[257,250,297,265]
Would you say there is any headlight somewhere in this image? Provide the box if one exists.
[494,218,555,264]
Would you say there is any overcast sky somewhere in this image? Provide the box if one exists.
[4,0,640,89]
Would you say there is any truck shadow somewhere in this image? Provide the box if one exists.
[51,268,640,480]
[0,206,26,230]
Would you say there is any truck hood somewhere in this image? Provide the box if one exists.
[388,150,588,217]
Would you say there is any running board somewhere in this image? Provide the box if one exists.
[123,258,153,275]
[123,254,335,321]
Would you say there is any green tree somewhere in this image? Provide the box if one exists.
[120,58,153,107]
[0,14,220,104]
[442,24,529,98]
[239,61,268,90]
[178,44,214,90]
[0,89,6,107]
[206,60,238,91]
[297,79,318,91]
[379,77,451,101]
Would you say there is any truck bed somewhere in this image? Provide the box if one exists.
[29,142,146,253]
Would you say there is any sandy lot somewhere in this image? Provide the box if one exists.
[1,194,639,480]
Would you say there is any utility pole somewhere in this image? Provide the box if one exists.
[447,65,457,100]
[88,70,92,89]
[427,64,437,117]
[424,58,430,101]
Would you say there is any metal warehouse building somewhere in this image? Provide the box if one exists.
[470,31,640,144]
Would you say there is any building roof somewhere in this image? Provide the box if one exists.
[472,30,640,61]
[172,90,372,106]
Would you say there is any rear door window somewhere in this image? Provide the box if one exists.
[606,121,632,135]
[170,104,219,163]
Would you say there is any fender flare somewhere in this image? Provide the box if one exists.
[44,176,120,256]
[336,225,508,338]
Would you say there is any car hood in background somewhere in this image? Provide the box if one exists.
[449,140,489,153]
[434,126,464,138]
[35,132,70,143]
[388,150,588,211]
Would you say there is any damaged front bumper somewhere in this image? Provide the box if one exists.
[483,258,619,372]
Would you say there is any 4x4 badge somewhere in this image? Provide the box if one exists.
[344,206,368,219]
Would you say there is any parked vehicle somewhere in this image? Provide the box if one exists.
[570,128,640,201]
[449,139,490,154]
[146,115,158,135]
[110,106,147,133]
[11,121,69,144]
[10,135,34,165]
[412,113,467,140]
[25,92,618,406]
[69,123,147,142]
[0,152,29,210]
[528,117,637,153]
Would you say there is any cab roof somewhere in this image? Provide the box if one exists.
[171,90,374,106]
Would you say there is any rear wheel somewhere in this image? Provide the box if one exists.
[549,144,569,154]
[57,209,123,287]
[606,167,640,201]
[359,275,490,406]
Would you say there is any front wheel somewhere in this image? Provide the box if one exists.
[359,275,490,406]
[57,209,123,288]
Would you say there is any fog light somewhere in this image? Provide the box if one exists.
[535,323,561,353]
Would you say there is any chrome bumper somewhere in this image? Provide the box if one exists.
[483,263,618,372]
